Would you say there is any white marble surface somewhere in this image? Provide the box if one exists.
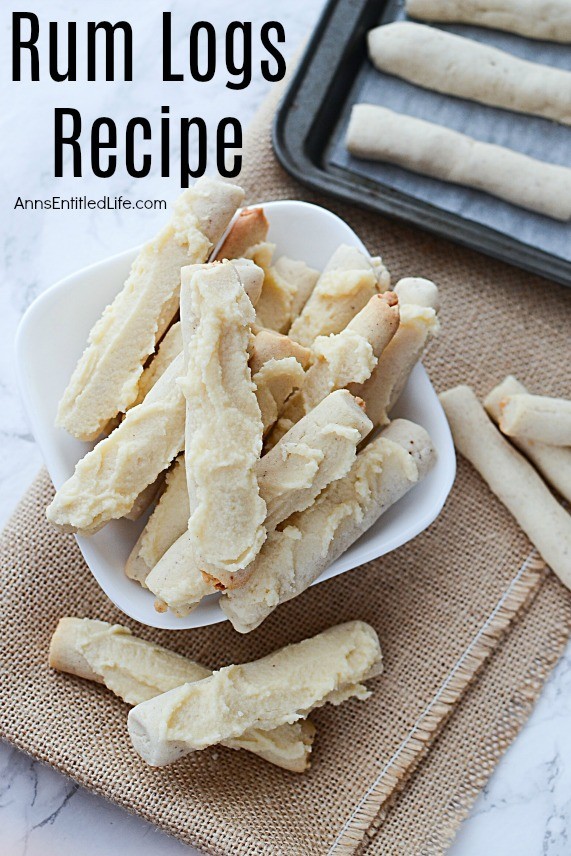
[1,1,570,854]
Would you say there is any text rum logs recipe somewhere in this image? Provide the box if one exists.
[11,11,287,186]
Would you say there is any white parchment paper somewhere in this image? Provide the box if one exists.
[328,1,571,261]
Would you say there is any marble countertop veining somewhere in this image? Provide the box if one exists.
[1,1,570,854]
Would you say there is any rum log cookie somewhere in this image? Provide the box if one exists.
[50,617,315,772]
[346,104,571,221]
[350,279,440,428]
[288,245,390,346]
[406,0,571,44]
[179,260,267,586]
[270,292,400,445]
[214,207,269,261]
[368,23,571,125]
[57,178,244,441]
[485,376,571,504]
[275,256,320,319]
[125,457,187,586]
[133,322,182,407]
[440,385,571,589]
[498,393,571,447]
[47,351,187,534]
[127,621,382,766]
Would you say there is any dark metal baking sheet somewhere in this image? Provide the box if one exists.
[274,0,571,287]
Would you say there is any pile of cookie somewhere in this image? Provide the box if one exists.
[47,177,440,632]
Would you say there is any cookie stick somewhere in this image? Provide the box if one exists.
[484,377,571,504]
[222,420,435,634]
[137,326,310,416]
[123,474,166,522]
[243,245,322,334]
[298,292,400,406]
[249,330,311,373]
[406,0,571,45]
[440,385,571,589]
[64,203,250,439]
[128,621,382,766]
[134,257,270,424]
[250,330,311,432]
[244,243,297,333]
[269,293,400,446]
[257,389,373,532]
[50,618,315,773]
[132,322,182,407]
[254,358,306,435]
[180,260,267,586]
[274,256,320,319]
[346,104,571,221]
[350,279,440,429]
[99,322,183,438]
[214,207,269,261]
[57,178,244,441]
[322,245,391,291]
[133,325,309,452]
[498,394,571,447]
[111,323,182,522]
[46,261,264,536]
[288,245,390,347]
[368,23,571,126]
[48,351,187,535]
[145,390,373,613]
[125,457,188,586]
[114,325,184,522]
[129,327,302,524]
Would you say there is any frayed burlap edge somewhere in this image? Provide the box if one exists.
[329,554,546,854]
[420,605,571,856]
[362,573,571,856]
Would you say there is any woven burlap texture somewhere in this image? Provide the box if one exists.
[2,73,571,855]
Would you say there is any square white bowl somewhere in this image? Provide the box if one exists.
[16,199,455,630]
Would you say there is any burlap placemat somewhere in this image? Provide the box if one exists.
[2,71,571,855]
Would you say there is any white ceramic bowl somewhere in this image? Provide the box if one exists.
[16,200,455,630]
